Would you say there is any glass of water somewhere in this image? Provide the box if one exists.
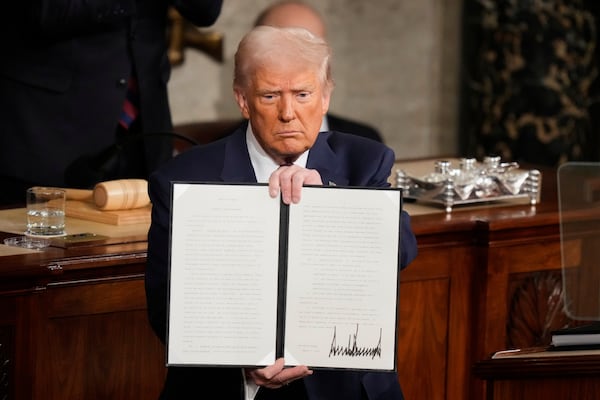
[25,187,66,237]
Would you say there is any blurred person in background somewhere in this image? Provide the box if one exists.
[0,1,223,206]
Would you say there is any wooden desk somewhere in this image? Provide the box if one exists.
[0,227,166,400]
[0,162,565,400]
[473,350,600,399]
[393,162,563,400]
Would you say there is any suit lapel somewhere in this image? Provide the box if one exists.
[307,133,350,186]
[218,130,349,186]
[220,128,257,183]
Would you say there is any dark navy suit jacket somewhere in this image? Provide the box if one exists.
[145,127,417,399]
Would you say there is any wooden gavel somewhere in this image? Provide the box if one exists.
[63,179,150,211]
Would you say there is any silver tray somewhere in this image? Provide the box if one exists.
[394,157,541,213]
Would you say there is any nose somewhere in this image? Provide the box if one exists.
[278,95,295,122]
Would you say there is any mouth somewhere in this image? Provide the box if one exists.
[276,130,300,138]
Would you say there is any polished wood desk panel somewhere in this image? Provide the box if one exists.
[0,163,563,400]
[0,235,166,400]
[473,351,600,399]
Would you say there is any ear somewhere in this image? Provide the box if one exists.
[234,89,250,119]
[321,90,331,116]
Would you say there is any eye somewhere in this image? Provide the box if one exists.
[297,92,311,101]
[261,93,277,102]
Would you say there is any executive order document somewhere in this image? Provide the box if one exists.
[167,182,402,371]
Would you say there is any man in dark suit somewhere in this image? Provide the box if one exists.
[254,0,384,143]
[0,1,222,206]
[145,25,417,399]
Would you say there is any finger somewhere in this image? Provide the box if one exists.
[268,168,283,198]
[261,357,286,380]
[249,358,285,386]
[273,365,313,383]
[290,172,304,204]
[266,369,308,389]
[290,169,322,204]
[269,166,323,204]
[274,166,294,204]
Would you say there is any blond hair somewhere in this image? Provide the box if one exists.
[233,25,334,95]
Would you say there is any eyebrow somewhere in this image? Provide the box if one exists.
[256,84,317,95]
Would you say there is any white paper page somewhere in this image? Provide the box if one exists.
[168,183,280,366]
[284,187,400,370]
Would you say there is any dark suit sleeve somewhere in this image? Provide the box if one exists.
[20,0,222,36]
[19,1,136,34]
[145,169,175,343]
[400,211,417,269]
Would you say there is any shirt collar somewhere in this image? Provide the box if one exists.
[246,124,309,183]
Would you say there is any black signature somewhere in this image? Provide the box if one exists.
[329,324,382,359]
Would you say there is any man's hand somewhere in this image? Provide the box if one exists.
[268,165,322,204]
[246,358,313,389]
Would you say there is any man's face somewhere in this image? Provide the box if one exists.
[235,61,330,164]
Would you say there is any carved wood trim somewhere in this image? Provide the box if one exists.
[506,271,569,348]
[506,270,595,349]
